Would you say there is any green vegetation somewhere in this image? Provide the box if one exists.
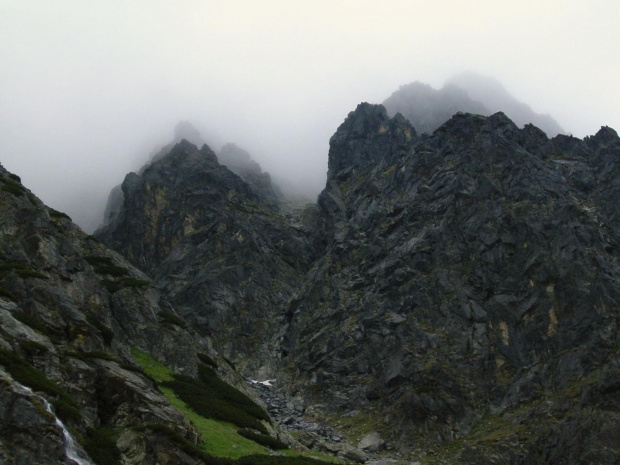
[83,427,121,465]
[19,339,49,356]
[1,180,26,196]
[0,287,16,301]
[130,348,271,458]
[157,310,186,329]
[11,311,52,336]
[143,423,234,465]
[121,277,150,288]
[101,276,150,294]
[101,279,122,293]
[49,208,71,221]
[198,352,218,368]
[0,348,80,423]
[161,364,270,433]
[85,256,129,277]
[65,350,118,363]
[86,314,114,346]
[8,173,21,183]
[237,429,288,450]
[0,262,48,280]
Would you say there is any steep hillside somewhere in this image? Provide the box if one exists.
[95,102,620,464]
[0,164,299,464]
[282,103,620,463]
[95,140,319,374]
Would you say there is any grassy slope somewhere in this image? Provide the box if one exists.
[130,348,345,464]
[130,348,267,459]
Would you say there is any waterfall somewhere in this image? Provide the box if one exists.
[0,369,96,465]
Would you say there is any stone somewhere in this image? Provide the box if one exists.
[358,431,385,452]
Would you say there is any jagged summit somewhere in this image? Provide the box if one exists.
[384,73,565,137]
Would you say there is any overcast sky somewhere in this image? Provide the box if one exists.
[1,1,619,232]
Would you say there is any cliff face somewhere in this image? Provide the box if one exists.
[0,164,285,464]
[95,140,318,374]
[282,104,620,463]
[94,103,620,464]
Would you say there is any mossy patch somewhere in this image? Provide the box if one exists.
[157,310,186,329]
[85,256,129,277]
[83,427,121,465]
[0,262,48,280]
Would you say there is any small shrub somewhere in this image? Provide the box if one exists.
[82,350,119,362]
[19,339,49,356]
[146,424,233,465]
[85,256,129,277]
[86,235,100,243]
[237,428,288,450]
[122,277,150,288]
[49,208,71,221]
[11,311,51,336]
[160,362,270,433]
[0,262,47,280]
[83,427,121,465]
[53,397,82,423]
[0,287,16,301]
[1,181,25,196]
[198,364,270,423]
[197,352,218,368]
[86,314,114,346]
[101,279,122,293]
[8,173,21,183]
[157,311,186,329]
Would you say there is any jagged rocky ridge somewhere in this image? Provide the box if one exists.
[0,164,297,464]
[95,140,319,375]
[384,74,564,137]
[96,102,620,464]
[284,104,620,463]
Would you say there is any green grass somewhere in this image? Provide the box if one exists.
[130,348,269,458]
[237,428,288,450]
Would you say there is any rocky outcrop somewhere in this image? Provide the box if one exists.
[282,104,620,463]
[0,164,281,464]
[93,99,620,464]
[95,140,318,374]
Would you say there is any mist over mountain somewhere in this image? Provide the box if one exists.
[384,72,565,137]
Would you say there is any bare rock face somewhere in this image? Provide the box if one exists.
[283,104,620,463]
[95,140,317,373]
